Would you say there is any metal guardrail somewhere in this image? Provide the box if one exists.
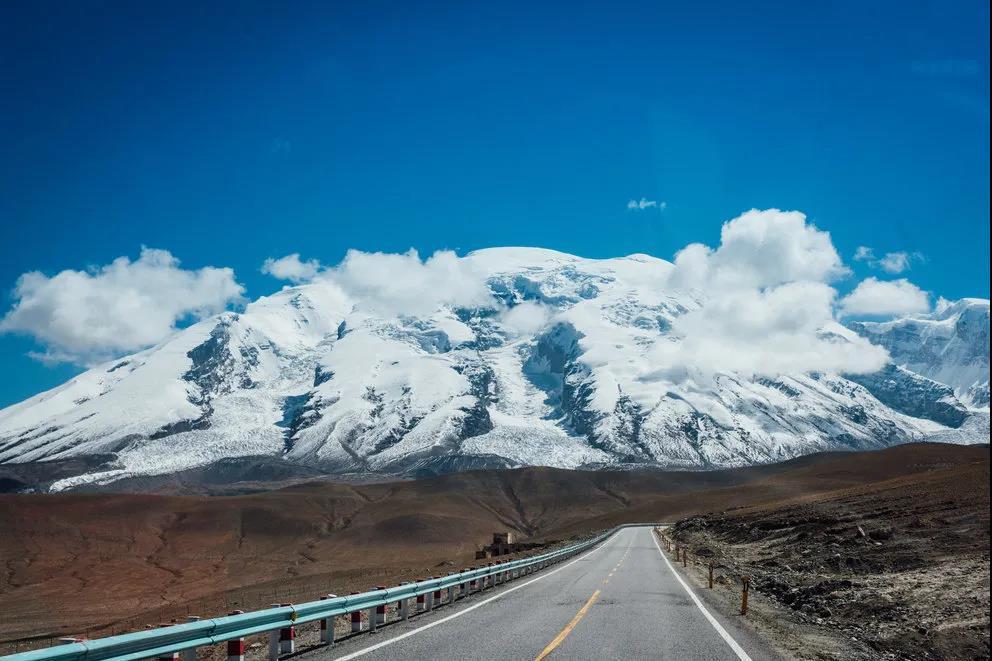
[2,524,656,661]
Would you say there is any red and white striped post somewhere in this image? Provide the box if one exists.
[279,604,295,654]
[225,612,245,661]
[349,592,362,633]
[183,616,200,661]
[431,578,442,609]
[425,577,435,610]
[415,579,426,612]
[374,587,387,628]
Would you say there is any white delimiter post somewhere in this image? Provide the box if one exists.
[319,595,336,644]
[399,582,410,620]
[425,577,435,610]
[268,604,281,661]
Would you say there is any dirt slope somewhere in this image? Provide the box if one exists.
[667,447,990,660]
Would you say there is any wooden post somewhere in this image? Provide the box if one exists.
[682,549,687,567]
[708,563,714,589]
[741,576,750,616]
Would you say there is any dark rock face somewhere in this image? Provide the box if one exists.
[184,318,258,404]
[847,365,969,428]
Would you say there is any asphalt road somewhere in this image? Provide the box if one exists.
[308,526,781,661]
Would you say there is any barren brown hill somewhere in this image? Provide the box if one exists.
[0,442,987,653]
[667,446,990,660]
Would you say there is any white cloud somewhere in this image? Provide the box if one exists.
[877,251,915,274]
[838,277,930,317]
[668,209,847,291]
[262,253,322,283]
[320,249,494,317]
[852,246,922,274]
[627,198,666,211]
[647,209,887,378]
[853,246,875,262]
[648,282,889,378]
[500,301,553,336]
[0,248,244,365]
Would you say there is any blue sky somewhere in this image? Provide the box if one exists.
[0,0,988,407]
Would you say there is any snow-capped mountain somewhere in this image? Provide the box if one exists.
[0,248,987,491]
[847,298,990,409]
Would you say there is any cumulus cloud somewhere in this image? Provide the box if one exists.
[627,198,666,211]
[668,209,847,291]
[262,253,322,283]
[646,209,888,378]
[838,277,930,317]
[320,249,494,317]
[0,248,244,365]
[649,282,889,377]
[500,301,553,336]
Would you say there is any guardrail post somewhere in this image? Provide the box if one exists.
[372,586,386,630]
[425,578,435,610]
[279,604,295,654]
[349,592,362,633]
[432,580,442,608]
[399,583,410,619]
[416,578,426,612]
[225,612,245,661]
[319,596,335,644]
[182,616,200,661]
[268,605,281,661]
[157,624,179,661]
[446,574,457,604]
[460,570,469,599]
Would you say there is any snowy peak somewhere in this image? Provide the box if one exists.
[847,298,990,409]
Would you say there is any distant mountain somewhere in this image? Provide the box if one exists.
[847,298,990,409]
[0,248,987,491]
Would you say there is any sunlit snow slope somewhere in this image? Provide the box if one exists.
[0,249,987,490]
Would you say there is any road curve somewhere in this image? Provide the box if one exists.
[307,526,781,661]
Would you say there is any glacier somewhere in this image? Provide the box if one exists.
[0,248,987,491]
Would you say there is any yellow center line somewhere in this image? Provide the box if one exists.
[534,589,602,661]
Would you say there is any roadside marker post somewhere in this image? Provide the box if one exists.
[709,563,714,589]
[741,576,750,616]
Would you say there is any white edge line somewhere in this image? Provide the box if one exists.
[650,528,754,661]
[331,530,623,660]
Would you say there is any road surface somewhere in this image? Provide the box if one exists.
[307,526,781,660]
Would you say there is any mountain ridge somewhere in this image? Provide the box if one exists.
[0,248,987,491]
